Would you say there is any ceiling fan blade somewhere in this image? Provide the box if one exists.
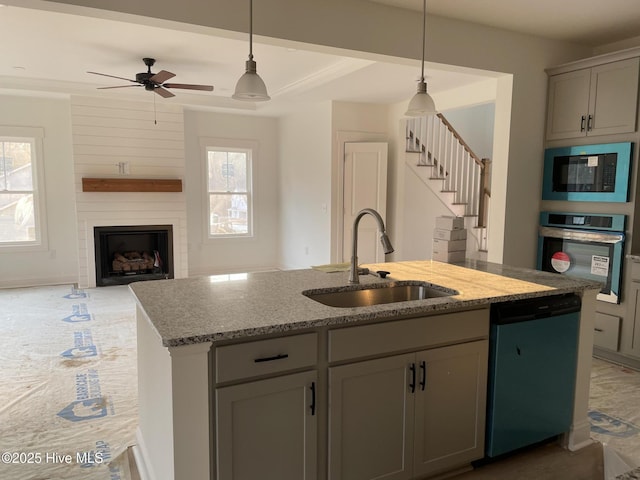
[163,83,214,91]
[87,71,138,83]
[97,85,142,90]
[154,86,175,98]
[150,70,176,84]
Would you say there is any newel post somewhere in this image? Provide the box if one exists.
[477,158,491,228]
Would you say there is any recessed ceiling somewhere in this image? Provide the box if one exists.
[0,4,494,115]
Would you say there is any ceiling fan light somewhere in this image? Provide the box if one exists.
[405,80,436,116]
[232,58,270,101]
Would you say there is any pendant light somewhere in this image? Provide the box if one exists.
[405,0,436,116]
[233,0,270,101]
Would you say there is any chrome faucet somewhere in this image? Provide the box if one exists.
[349,208,394,284]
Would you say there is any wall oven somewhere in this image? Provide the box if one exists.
[537,212,625,303]
[542,142,632,202]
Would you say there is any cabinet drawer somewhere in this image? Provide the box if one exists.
[630,259,640,281]
[329,309,489,363]
[215,333,317,383]
[593,312,620,351]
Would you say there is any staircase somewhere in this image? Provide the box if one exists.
[405,114,491,256]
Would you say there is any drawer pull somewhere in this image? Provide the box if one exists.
[409,363,416,393]
[594,328,604,333]
[254,353,289,363]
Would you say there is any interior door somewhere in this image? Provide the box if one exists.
[343,142,388,264]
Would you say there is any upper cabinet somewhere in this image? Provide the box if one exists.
[546,57,640,141]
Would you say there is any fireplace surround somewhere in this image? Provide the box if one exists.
[94,225,174,286]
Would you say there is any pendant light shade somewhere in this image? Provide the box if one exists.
[233,0,270,101]
[405,0,436,116]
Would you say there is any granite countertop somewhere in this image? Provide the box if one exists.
[129,260,601,347]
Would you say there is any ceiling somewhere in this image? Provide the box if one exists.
[377,0,640,48]
[1,2,639,115]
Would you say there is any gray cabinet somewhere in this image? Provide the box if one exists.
[329,353,414,480]
[328,339,488,480]
[626,262,640,358]
[213,333,319,480]
[546,57,639,140]
[413,341,488,478]
[216,370,318,480]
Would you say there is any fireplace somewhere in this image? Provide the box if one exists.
[94,225,174,286]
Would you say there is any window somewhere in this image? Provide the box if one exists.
[206,146,253,237]
[0,135,44,246]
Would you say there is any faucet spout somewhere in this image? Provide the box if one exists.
[349,208,394,284]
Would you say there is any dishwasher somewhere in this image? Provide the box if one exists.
[485,293,581,458]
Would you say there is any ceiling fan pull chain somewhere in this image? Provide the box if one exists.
[153,93,157,125]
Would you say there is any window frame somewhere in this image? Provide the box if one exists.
[202,138,256,240]
[0,126,48,252]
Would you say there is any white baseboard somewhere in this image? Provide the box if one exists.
[0,275,79,289]
[133,427,155,480]
[563,417,594,451]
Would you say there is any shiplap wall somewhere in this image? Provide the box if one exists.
[71,96,188,288]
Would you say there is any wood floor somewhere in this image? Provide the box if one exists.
[451,441,604,480]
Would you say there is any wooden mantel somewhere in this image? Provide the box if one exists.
[82,178,182,193]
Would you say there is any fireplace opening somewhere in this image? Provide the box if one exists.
[94,225,174,286]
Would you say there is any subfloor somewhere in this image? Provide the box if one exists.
[0,284,639,479]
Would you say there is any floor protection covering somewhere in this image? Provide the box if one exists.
[0,284,137,480]
[590,358,640,476]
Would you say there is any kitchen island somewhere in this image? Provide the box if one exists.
[130,260,601,480]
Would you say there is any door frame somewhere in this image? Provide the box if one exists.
[332,130,386,264]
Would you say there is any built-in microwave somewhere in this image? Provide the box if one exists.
[542,142,633,202]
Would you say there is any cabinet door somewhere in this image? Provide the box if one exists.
[329,353,415,480]
[631,286,640,357]
[216,370,317,480]
[588,57,639,136]
[413,340,488,478]
[546,68,591,140]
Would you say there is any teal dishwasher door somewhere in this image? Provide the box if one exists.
[485,298,580,458]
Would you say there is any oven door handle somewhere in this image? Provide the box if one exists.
[539,226,624,244]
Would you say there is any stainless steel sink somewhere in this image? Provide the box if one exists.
[302,281,458,308]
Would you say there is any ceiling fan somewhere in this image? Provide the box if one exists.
[87,57,214,98]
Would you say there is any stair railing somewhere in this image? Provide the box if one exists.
[406,114,491,228]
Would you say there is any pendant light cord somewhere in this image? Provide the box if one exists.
[248,0,254,61]
[421,0,426,82]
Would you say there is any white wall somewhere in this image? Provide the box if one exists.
[184,109,279,275]
[442,103,495,161]
[0,95,78,288]
[279,102,332,269]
